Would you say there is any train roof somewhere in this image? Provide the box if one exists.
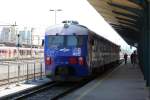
[45,23,88,35]
[89,30,120,47]
[45,22,120,47]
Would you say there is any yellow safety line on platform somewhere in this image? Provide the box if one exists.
[76,64,123,100]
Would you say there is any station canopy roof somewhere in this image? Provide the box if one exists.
[87,0,146,46]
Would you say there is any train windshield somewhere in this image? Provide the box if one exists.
[47,35,84,48]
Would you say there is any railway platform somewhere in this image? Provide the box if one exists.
[0,61,149,100]
[61,61,149,100]
[0,77,51,99]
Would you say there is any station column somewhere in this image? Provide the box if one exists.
[147,0,150,87]
[139,0,150,87]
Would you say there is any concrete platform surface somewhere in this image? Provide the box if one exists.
[61,63,148,100]
[0,77,51,98]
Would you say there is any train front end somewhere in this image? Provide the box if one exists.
[44,23,89,81]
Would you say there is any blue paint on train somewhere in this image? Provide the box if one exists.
[44,22,120,81]
[44,33,89,80]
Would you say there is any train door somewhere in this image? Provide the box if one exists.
[88,33,94,73]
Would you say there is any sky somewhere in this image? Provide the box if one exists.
[0,0,135,51]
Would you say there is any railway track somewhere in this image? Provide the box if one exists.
[8,68,114,100]
[2,68,104,100]
[0,81,56,100]
[0,80,88,100]
[8,79,91,100]
[1,61,122,100]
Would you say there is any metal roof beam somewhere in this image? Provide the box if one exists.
[118,20,140,28]
[111,25,122,30]
[87,0,143,46]
[110,0,143,9]
[113,10,144,26]
[129,0,146,6]
[111,23,140,32]
[116,29,139,42]
[110,24,140,42]
[114,11,144,29]
[111,5,139,16]
[110,23,138,30]
[112,11,140,20]
[116,17,137,23]
[118,19,137,26]
[109,2,144,16]
[119,23,139,32]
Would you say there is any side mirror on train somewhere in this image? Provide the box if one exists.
[42,39,44,46]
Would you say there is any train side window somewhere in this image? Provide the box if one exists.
[67,36,77,46]
[90,39,94,45]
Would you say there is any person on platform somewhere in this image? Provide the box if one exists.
[130,51,137,65]
[124,53,128,64]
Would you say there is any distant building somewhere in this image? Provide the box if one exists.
[19,30,26,44]
[18,28,31,45]
[0,26,17,43]
[0,26,34,47]
[0,27,10,42]
[26,30,31,44]
[10,26,16,43]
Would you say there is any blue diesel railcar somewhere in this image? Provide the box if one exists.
[44,21,120,81]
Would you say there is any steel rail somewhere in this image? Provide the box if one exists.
[0,81,56,100]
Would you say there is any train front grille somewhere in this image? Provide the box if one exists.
[55,66,75,76]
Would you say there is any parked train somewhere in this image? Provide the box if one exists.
[0,46,44,60]
[44,21,120,81]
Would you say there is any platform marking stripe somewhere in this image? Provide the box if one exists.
[76,65,123,100]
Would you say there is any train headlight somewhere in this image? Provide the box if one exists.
[46,57,52,65]
[78,57,84,65]
[69,57,77,64]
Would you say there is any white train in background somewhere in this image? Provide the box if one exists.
[0,46,44,60]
